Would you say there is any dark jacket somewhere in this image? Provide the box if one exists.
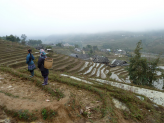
[38,55,49,76]
[26,53,35,65]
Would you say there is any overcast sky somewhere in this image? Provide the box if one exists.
[0,0,164,37]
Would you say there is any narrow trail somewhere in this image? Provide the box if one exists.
[0,72,70,111]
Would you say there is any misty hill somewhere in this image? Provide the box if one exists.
[46,30,164,54]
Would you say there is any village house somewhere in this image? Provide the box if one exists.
[101,49,111,52]
[51,43,56,46]
[114,49,126,55]
[70,54,90,60]
[45,49,53,52]
[74,48,81,52]
[110,59,128,67]
[35,46,44,50]
[92,56,109,65]
[62,43,74,47]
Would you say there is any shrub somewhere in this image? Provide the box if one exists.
[41,108,57,120]
[127,40,163,86]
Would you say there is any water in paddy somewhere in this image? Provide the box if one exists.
[109,66,164,90]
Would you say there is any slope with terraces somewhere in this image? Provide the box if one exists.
[0,40,164,123]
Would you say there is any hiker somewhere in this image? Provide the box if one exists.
[26,49,36,77]
[38,49,49,85]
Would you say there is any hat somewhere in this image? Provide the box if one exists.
[40,49,46,55]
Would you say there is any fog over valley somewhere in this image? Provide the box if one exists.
[0,0,164,37]
[1,0,164,54]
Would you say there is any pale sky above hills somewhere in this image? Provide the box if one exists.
[0,0,164,37]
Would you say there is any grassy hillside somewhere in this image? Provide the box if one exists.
[0,39,164,123]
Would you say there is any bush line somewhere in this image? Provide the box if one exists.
[0,106,38,122]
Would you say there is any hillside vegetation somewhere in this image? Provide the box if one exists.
[0,39,164,123]
[46,30,164,54]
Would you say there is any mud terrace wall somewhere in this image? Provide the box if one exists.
[61,74,93,85]
[78,62,89,72]
[96,64,104,77]
[78,61,164,90]
[84,63,96,75]
[61,74,164,107]
[91,78,164,107]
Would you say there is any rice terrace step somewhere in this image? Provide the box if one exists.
[0,39,164,122]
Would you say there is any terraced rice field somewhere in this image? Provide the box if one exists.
[0,40,164,123]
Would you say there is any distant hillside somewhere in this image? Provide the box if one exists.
[46,30,164,54]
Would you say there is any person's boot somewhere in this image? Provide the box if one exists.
[30,71,34,78]
[29,75,33,78]
[42,82,48,85]
[42,82,46,85]
[44,80,48,85]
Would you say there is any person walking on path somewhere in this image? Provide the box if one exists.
[38,49,49,85]
[26,49,36,77]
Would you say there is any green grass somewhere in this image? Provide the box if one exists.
[0,90,19,98]
[41,108,57,120]
[1,106,38,122]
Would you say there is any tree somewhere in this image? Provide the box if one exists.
[75,44,79,48]
[28,39,42,46]
[56,43,62,47]
[90,49,93,54]
[20,34,27,45]
[93,46,98,51]
[87,45,92,49]
[83,47,86,50]
[0,36,6,40]
[21,41,26,45]
[16,37,20,42]
[21,34,27,41]
[46,46,52,49]
[127,40,163,86]
[6,35,20,42]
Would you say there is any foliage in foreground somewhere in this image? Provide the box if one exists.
[41,108,57,120]
[1,106,38,122]
[127,40,164,86]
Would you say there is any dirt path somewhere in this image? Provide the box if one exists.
[0,73,54,101]
[0,72,72,122]
[0,71,103,122]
